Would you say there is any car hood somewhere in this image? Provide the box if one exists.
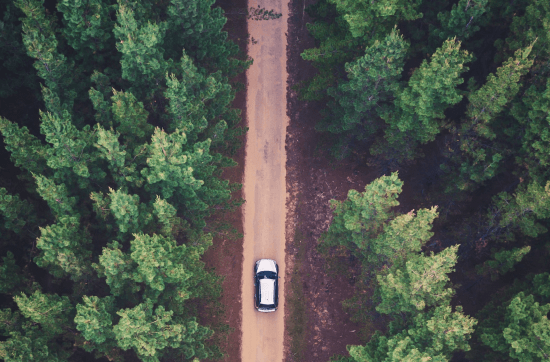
[256,259,277,273]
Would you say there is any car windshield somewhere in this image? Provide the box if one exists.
[257,271,277,279]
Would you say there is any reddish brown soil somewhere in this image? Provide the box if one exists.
[283,0,385,360]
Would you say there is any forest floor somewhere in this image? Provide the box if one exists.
[283,0,377,360]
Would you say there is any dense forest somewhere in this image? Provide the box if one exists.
[0,0,250,360]
[299,0,550,360]
[1,0,550,361]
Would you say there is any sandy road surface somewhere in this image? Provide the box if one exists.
[241,0,289,361]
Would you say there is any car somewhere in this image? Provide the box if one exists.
[254,259,279,312]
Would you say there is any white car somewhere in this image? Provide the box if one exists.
[254,259,279,312]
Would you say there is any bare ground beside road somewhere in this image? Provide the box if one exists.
[283,0,382,360]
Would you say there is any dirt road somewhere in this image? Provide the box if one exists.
[241,0,289,361]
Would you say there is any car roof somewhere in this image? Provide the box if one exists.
[256,259,277,273]
[259,278,275,305]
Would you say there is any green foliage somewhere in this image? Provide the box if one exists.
[14,289,74,336]
[0,331,68,362]
[495,0,550,60]
[110,89,154,146]
[369,38,472,163]
[478,292,550,361]
[491,181,550,240]
[0,117,48,176]
[329,0,423,38]
[465,46,533,137]
[163,0,245,76]
[56,0,116,65]
[141,127,211,222]
[33,175,77,219]
[113,0,171,93]
[39,106,95,183]
[391,38,472,144]
[320,172,403,252]
[74,296,116,350]
[0,252,24,294]
[107,187,142,234]
[299,0,363,101]
[322,175,472,358]
[112,299,184,361]
[162,54,217,137]
[14,0,78,111]
[368,207,438,268]
[94,233,212,304]
[348,306,476,361]
[130,233,190,295]
[476,246,531,281]
[511,79,550,183]
[300,2,550,362]
[447,44,535,190]
[153,195,187,237]
[376,245,459,314]
[433,0,489,42]
[320,28,408,158]
[0,188,37,234]
[93,125,134,187]
[93,241,136,298]
[1,0,246,358]
[35,216,92,280]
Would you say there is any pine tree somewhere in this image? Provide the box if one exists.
[320,28,408,158]
[298,0,364,101]
[511,78,550,184]
[380,38,472,155]
[494,0,550,61]
[476,246,531,281]
[0,188,37,234]
[347,306,476,361]
[446,44,535,190]
[319,172,403,253]
[112,299,185,361]
[478,292,550,361]
[35,216,93,280]
[369,207,438,269]
[432,0,489,43]
[14,289,74,337]
[56,0,117,66]
[329,0,423,39]
[0,117,48,177]
[490,181,550,240]
[73,295,120,359]
[376,245,459,314]
[0,252,24,295]
[113,0,173,102]
[14,0,79,116]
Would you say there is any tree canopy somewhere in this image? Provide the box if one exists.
[0,0,249,359]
